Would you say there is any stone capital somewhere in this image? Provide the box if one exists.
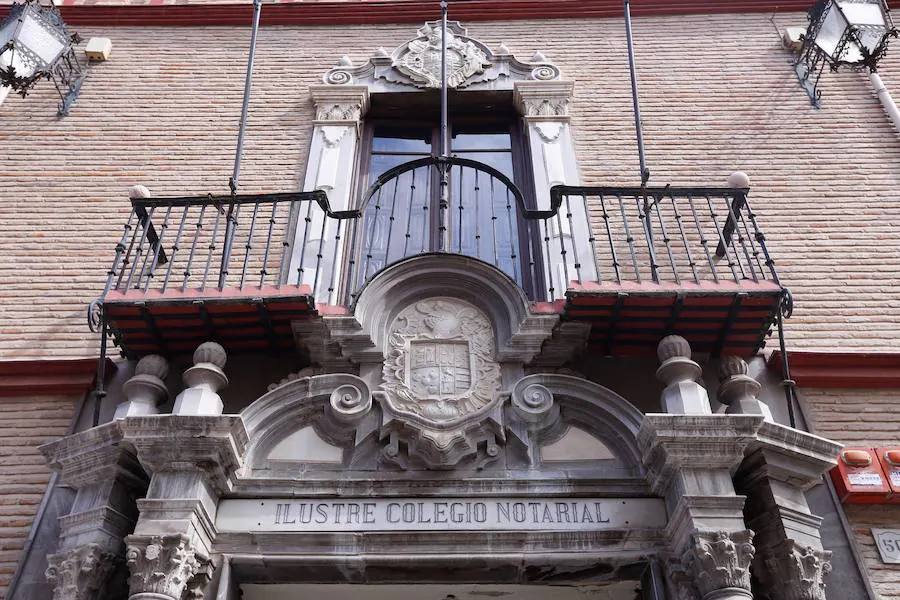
[310,84,370,123]
[125,534,209,600]
[638,414,764,493]
[122,415,248,494]
[685,530,755,599]
[513,80,574,120]
[756,539,832,600]
[45,544,121,600]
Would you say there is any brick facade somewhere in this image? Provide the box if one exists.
[0,396,77,600]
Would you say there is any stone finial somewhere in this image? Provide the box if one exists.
[717,356,773,422]
[337,55,353,67]
[114,354,169,420]
[497,42,511,55]
[531,50,547,62]
[728,171,750,189]
[173,342,228,416]
[129,185,151,199]
[656,335,711,415]
[373,46,389,58]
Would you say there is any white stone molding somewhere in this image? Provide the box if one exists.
[685,530,755,599]
[173,342,228,417]
[115,355,169,419]
[716,356,773,421]
[321,22,560,92]
[125,534,207,600]
[241,373,375,469]
[45,543,120,600]
[656,335,712,415]
[286,85,369,304]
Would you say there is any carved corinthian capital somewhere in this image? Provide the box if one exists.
[45,544,119,600]
[125,535,207,600]
[763,540,833,600]
[686,530,755,598]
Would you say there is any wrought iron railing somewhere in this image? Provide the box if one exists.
[542,184,781,300]
[92,162,781,328]
[91,191,359,321]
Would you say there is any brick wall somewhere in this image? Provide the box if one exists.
[0,395,77,600]
[2,13,900,359]
[802,388,900,600]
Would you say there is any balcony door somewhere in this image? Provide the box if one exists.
[355,118,538,297]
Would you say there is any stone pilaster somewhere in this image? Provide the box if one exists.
[639,413,764,600]
[122,411,247,600]
[40,421,149,600]
[734,421,842,600]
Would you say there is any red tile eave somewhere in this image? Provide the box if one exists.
[769,351,900,389]
[57,0,858,27]
[566,279,783,296]
[103,283,314,305]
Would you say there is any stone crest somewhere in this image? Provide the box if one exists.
[393,22,491,88]
[382,297,500,424]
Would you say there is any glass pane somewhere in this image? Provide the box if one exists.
[452,132,512,151]
[19,15,65,66]
[455,151,515,180]
[816,5,849,58]
[837,2,886,27]
[369,153,426,183]
[372,126,432,153]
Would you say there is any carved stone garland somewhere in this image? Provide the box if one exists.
[377,297,504,468]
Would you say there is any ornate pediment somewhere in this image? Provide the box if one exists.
[321,21,561,92]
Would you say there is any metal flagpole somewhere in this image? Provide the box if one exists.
[219,0,263,289]
[438,0,451,252]
[623,0,650,186]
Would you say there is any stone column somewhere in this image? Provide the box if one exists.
[123,343,248,600]
[286,83,369,303]
[513,79,596,295]
[734,418,841,600]
[643,337,764,599]
[40,422,149,600]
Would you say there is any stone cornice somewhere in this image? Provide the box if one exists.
[40,421,147,490]
[122,415,249,494]
[739,422,842,491]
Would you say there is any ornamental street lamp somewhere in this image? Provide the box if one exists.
[0,0,85,116]
[796,0,898,105]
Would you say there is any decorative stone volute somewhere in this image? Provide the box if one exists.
[115,355,169,419]
[655,335,711,414]
[717,356,773,421]
[45,544,120,600]
[686,530,755,599]
[173,342,228,416]
[125,535,206,600]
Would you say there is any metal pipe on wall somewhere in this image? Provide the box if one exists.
[869,71,900,135]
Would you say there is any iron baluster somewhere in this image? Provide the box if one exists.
[161,205,190,293]
[705,194,740,283]
[617,194,641,283]
[474,168,481,260]
[686,192,718,284]
[259,201,278,288]
[554,209,571,291]
[200,203,224,292]
[403,169,417,258]
[239,201,261,289]
[109,209,137,294]
[636,193,660,283]
[421,169,430,253]
[384,175,401,265]
[738,206,766,279]
[182,204,208,292]
[311,208,328,296]
[124,206,155,291]
[563,193,582,285]
[651,193,679,285]
[600,193,621,284]
[457,165,465,254]
[296,199,314,287]
[582,194,602,285]
[745,199,781,285]
[328,218,344,300]
[142,204,173,292]
[541,218,556,301]
[723,193,757,282]
[506,188,519,284]
[668,191,699,285]
[364,186,384,281]
[490,175,499,266]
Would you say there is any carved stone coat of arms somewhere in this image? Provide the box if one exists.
[393,23,492,88]
[381,297,501,425]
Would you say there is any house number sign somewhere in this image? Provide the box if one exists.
[216,497,667,533]
[873,529,900,564]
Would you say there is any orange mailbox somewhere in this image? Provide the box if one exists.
[831,448,891,504]
[876,448,900,504]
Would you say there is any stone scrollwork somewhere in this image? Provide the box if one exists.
[763,541,833,600]
[686,530,755,597]
[125,535,207,600]
[511,383,555,424]
[45,544,119,600]
[328,383,373,424]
